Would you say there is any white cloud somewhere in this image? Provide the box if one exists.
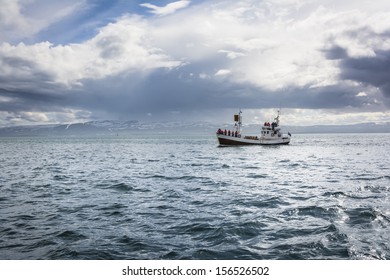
[215,69,231,76]
[218,49,245,60]
[241,108,390,126]
[0,0,84,43]
[140,0,191,16]
[0,109,92,126]
[146,1,343,90]
[0,1,27,30]
[150,0,390,93]
[0,16,182,89]
[356,92,367,97]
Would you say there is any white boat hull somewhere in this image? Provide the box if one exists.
[217,134,290,146]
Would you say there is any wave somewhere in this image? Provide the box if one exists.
[350,175,390,181]
[109,182,134,192]
[246,173,268,179]
[344,207,379,227]
[283,205,343,221]
[56,230,87,241]
[1,134,390,260]
[248,197,289,209]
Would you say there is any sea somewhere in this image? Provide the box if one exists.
[0,133,389,260]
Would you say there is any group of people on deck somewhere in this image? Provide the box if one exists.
[264,122,277,127]
[264,122,278,130]
[216,128,240,137]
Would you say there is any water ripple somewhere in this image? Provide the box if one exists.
[0,134,389,259]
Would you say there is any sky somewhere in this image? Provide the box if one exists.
[1,0,390,126]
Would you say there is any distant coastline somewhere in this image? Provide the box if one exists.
[1,120,390,137]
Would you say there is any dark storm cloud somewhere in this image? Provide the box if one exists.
[0,55,56,90]
[0,48,379,123]
[0,54,71,115]
[324,45,348,60]
[66,68,244,117]
[286,85,366,108]
[323,28,390,100]
[340,50,390,97]
[64,63,369,121]
[0,87,67,113]
[58,68,259,120]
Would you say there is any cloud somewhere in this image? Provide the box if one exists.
[321,16,390,105]
[0,16,182,88]
[215,69,231,76]
[0,109,92,126]
[1,0,390,126]
[0,0,84,43]
[0,14,183,124]
[341,50,390,98]
[140,1,191,16]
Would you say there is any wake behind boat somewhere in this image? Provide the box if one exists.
[216,110,291,146]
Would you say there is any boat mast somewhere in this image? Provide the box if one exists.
[234,109,242,134]
[274,110,280,126]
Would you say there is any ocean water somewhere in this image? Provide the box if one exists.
[0,133,389,260]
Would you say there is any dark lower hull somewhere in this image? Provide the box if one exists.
[217,134,290,146]
[218,136,259,146]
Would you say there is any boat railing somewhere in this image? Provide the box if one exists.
[244,136,259,140]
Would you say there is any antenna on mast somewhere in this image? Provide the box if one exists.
[234,109,242,134]
[274,109,280,126]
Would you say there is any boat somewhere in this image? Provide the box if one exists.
[216,110,291,146]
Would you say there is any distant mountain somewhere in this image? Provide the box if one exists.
[0,120,217,136]
[285,122,390,134]
[0,120,389,137]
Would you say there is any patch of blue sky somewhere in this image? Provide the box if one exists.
[33,0,120,44]
[32,0,201,45]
